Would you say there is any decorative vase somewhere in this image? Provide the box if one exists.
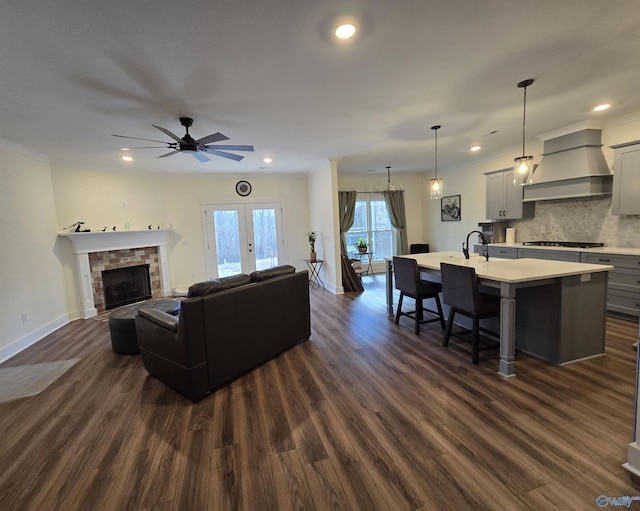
[358,246,367,254]
[310,251,317,262]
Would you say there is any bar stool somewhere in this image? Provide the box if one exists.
[393,256,445,335]
[439,262,500,364]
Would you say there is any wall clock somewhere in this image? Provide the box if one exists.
[235,180,252,197]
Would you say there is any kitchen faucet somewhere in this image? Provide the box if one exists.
[463,230,489,260]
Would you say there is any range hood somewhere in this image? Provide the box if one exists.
[523,127,612,202]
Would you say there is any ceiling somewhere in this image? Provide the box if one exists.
[2,1,640,176]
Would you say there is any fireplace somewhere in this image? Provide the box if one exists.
[59,230,172,318]
[102,264,152,310]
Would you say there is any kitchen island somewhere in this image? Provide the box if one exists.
[385,252,613,377]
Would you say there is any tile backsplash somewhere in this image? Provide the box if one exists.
[510,196,640,248]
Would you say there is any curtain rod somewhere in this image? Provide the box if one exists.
[354,190,403,194]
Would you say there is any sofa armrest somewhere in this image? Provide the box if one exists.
[138,307,178,332]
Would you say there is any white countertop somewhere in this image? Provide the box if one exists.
[402,252,614,284]
[487,243,640,257]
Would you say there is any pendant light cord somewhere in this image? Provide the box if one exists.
[517,79,534,158]
[431,125,441,179]
[522,85,527,157]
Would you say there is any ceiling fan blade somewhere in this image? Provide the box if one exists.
[157,149,179,158]
[122,146,173,149]
[192,152,210,163]
[196,132,229,145]
[112,134,172,144]
[206,144,255,152]
[203,148,245,161]
[152,125,183,143]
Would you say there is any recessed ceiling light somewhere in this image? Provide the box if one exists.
[335,23,357,39]
[593,103,610,112]
[121,155,133,162]
[470,145,481,152]
[263,157,273,164]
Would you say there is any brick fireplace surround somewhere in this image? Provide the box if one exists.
[89,247,160,313]
[59,230,172,319]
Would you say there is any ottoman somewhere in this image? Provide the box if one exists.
[108,299,181,354]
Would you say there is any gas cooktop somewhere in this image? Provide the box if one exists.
[522,241,605,249]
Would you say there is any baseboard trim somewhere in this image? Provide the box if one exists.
[0,314,72,364]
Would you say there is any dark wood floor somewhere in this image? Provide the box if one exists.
[1,275,639,510]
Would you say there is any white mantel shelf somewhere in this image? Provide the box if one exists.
[59,229,173,254]
[59,229,173,319]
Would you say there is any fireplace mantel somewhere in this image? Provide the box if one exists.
[59,230,173,318]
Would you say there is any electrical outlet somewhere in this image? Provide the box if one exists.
[540,224,546,234]
[21,313,28,323]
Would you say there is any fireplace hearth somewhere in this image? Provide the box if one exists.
[102,264,152,310]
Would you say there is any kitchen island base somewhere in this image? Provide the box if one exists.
[513,272,607,365]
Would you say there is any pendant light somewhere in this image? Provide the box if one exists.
[430,125,443,199]
[513,78,535,186]
[386,166,394,190]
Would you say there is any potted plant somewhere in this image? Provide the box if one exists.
[306,231,318,261]
[354,237,368,254]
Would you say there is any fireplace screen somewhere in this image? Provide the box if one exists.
[102,264,151,310]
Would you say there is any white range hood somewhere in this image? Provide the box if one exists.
[523,124,612,202]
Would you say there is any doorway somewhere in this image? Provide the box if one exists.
[204,203,284,278]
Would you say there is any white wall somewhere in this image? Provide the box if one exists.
[422,141,544,252]
[0,141,68,362]
[422,113,640,252]
[308,160,340,292]
[161,172,310,288]
[50,166,310,315]
[337,170,428,252]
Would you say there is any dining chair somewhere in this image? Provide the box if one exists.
[409,243,430,254]
[393,256,445,335]
[439,262,500,364]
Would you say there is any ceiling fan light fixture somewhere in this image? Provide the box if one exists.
[430,125,443,200]
[514,78,535,186]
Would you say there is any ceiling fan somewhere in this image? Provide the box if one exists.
[112,117,254,163]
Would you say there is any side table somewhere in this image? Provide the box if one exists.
[355,252,374,275]
[304,259,325,290]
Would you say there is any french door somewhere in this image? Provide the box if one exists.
[204,203,284,278]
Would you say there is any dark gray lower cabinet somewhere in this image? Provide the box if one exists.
[475,245,640,318]
[581,252,640,318]
[518,248,581,262]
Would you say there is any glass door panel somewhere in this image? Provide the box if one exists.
[251,207,279,270]
[205,203,284,278]
[213,209,243,277]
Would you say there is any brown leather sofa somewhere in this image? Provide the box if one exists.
[135,265,311,402]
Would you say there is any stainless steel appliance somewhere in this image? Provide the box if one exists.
[478,221,507,243]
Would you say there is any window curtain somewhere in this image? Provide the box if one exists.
[338,191,357,254]
[383,190,409,256]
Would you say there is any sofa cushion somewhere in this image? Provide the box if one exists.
[250,265,296,282]
[187,273,251,297]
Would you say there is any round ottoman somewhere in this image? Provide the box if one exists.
[108,299,181,354]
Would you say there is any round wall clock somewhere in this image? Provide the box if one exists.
[235,180,252,197]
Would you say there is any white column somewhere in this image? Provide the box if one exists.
[157,243,171,297]
[498,282,517,378]
[624,336,640,476]
[75,252,97,319]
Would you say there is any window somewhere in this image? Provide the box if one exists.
[345,195,393,260]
